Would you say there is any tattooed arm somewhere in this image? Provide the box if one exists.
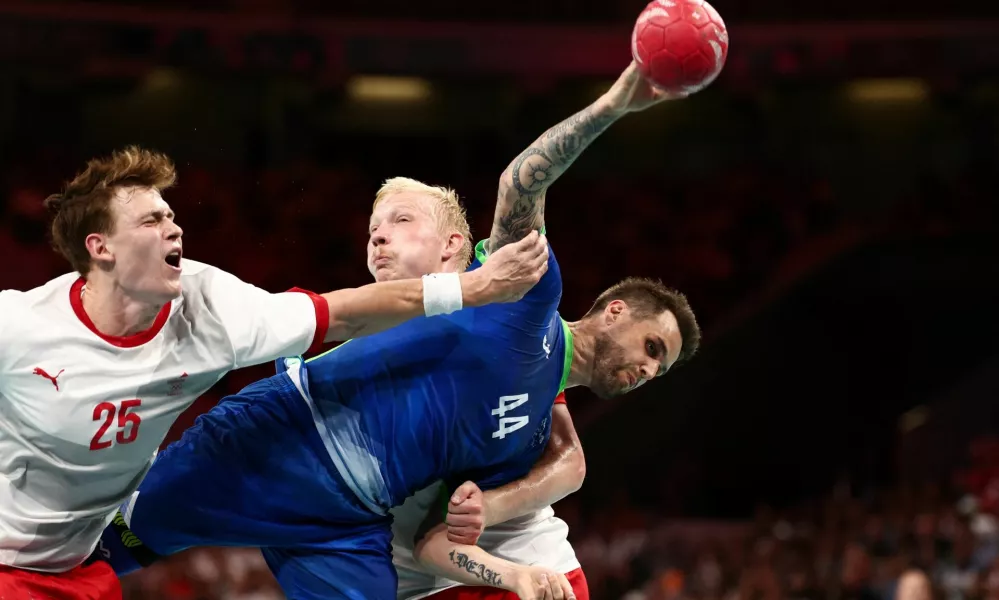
[487,98,619,253]
[414,522,516,590]
[414,522,575,599]
[487,61,681,253]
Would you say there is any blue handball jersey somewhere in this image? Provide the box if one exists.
[298,238,572,515]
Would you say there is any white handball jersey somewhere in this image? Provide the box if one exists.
[391,397,580,600]
[0,259,329,572]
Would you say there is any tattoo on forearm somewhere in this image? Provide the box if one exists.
[510,148,555,196]
[449,549,503,587]
[492,105,618,249]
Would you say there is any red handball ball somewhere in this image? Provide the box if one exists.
[631,0,729,95]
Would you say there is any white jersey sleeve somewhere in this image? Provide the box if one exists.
[0,289,16,382]
[201,265,329,367]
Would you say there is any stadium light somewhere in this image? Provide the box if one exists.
[845,78,929,103]
[347,75,433,103]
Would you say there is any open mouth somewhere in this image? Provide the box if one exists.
[165,250,182,269]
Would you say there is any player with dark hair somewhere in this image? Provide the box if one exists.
[395,62,696,600]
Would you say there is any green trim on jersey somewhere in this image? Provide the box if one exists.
[474,233,572,394]
[474,239,490,266]
[305,339,353,363]
[558,318,573,395]
[473,227,548,264]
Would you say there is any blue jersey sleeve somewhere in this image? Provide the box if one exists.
[470,235,562,307]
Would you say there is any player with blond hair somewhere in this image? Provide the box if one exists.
[368,177,474,281]
[0,146,549,599]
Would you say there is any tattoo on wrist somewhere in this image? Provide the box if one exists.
[449,549,503,587]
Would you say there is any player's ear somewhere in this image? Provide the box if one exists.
[604,299,627,325]
[441,232,464,262]
[85,233,114,267]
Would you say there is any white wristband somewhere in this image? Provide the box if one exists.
[422,273,463,317]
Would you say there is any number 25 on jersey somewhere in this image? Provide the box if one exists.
[90,399,142,451]
[492,394,529,439]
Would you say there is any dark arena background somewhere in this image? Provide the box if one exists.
[1,0,998,598]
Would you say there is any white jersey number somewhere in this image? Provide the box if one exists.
[492,393,529,439]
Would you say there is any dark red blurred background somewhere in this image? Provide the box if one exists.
[1,1,997,598]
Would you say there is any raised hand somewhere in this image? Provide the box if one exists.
[600,60,688,114]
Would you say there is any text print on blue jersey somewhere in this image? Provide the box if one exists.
[491,394,529,439]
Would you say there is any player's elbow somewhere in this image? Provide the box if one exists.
[564,444,586,494]
[412,528,443,567]
[413,535,431,563]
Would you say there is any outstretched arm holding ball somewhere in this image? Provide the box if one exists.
[485,0,729,254]
[447,0,728,555]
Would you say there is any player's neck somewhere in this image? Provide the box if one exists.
[80,274,165,337]
[563,320,596,389]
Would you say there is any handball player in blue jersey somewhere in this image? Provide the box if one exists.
[101,63,701,600]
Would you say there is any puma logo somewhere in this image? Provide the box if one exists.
[32,367,65,391]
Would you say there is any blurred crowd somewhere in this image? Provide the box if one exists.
[574,435,999,600]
